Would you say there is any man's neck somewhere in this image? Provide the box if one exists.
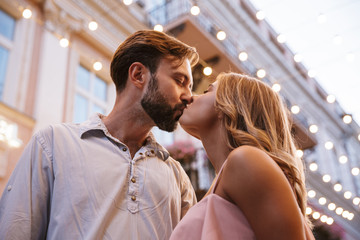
[103,98,154,158]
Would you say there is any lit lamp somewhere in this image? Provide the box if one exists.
[0,119,22,148]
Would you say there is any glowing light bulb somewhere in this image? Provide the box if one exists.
[327,95,335,103]
[93,61,102,71]
[238,52,248,61]
[343,115,352,124]
[308,190,316,198]
[294,54,303,62]
[296,149,303,158]
[22,8,32,19]
[334,183,342,192]
[154,24,163,32]
[59,38,69,48]
[203,67,212,76]
[256,69,266,79]
[328,203,336,211]
[339,155,348,164]
[256,10,265,20]
[344,191,352,199]
[324,141,333,150]
[123,0,133,5]
[291,105,300,114]
[309,124,318,133]
[309,162,318,171]
[216,31,226,41]
[322,174,331,183]
[272,83,281,92]
[190,5,200,16]
[88,21,98,31]
[352,167,359,176]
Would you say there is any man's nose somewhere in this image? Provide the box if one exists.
[181,88,193,105]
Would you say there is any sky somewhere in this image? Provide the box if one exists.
[249,0,360,124]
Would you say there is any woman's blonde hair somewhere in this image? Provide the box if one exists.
[215,72,310,225]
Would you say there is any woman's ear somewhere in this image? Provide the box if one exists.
[128,62,147,89]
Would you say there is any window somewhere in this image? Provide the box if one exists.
[73,65,108,123]
[0,9,15,99]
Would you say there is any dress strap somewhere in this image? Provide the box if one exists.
[211,159,228,194]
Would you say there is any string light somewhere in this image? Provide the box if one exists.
[342,210,349,218]
[326,95,336,103]
[312,212,320,220]
[277,34,286,43]
[334,183,342,192]
[320,215,328,223]
[358,134,360,141]
[339,155,348,164]
[324,141,334,150]
[294,54,303,62]
[203,67,212,76]
[296,149,303,158]
[272,83,281,92]
[319,197,327,205]
[216,30,226,40]
[344,191,352,199]
[59,38,69,48]
[351,167,359,176]
[309,124,318,133]
[353,197,360,205]
[256,69,266,78]
[256,10,265,20]
[153,24,163,32]
[309,162,318,171]
[347,213,354,221]
[308,190,316,198]
[326,217,334,225]
[93,61,102,71]
[238,52,248,61]
[307,69,317,78]
[123,0,133,6]
[328,203,336,211]
[88,21,98,31]
[190,5,200,16]
[22,8,32,19]
[291,105,300,114]
[322,174,331,183]
[342,114,352,124]
[335,207,343,215]
[306,207,312,215]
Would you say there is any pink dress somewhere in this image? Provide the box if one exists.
[170,160,255,240]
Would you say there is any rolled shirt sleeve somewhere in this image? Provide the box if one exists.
[0,130,54,239]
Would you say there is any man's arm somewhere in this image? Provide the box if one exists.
[179,168,197,218]
[0,130,54,239]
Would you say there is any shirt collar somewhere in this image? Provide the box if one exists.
[78,113,170,161]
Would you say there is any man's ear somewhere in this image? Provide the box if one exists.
[128,62,147,89]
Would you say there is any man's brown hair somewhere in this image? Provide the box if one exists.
[110,30,199,92]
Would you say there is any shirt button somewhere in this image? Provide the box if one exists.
[131,177,136,183]
[139,152,143,155]
[7,185,12,191]
[122,147,127,152]
[150,150,155,154]
[131,195,136,201]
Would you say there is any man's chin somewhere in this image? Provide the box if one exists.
[156,121,178,132]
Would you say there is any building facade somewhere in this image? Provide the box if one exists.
[0,0,359,238]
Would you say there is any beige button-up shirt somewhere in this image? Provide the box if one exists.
[0,114,196,240]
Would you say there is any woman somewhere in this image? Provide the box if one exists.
[170,73,314,240]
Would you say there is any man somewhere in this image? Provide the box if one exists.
[0,30,199,239]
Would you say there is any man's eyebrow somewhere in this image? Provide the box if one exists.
[173,72,189,81]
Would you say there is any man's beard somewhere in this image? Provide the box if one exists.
[141,74,185,132]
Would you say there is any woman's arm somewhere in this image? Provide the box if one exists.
[219,146,307,240]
